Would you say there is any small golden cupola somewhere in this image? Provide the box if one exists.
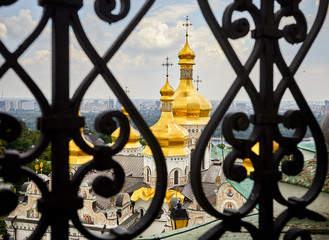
[69,111,94,165]
[173,16,212,126]
[111,106,142,149]
[143,57,190,157]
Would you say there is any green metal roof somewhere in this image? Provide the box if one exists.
[298,141,316,153]
[140,214,329,239]
[226,178,254,200]
[211,145,231,160]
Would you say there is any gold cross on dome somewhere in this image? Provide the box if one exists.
[194,76,202,91]
[183,16,192,36]
[162,56,173,77]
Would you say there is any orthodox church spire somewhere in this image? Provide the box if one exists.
[143,57,189,157]
[112,86,142,150]
[178,16,195,66]
[173,17,212,126]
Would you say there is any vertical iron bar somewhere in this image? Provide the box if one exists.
[51,4,71,239]
[259,0,275,238]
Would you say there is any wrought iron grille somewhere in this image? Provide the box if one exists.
[0,0,328,239]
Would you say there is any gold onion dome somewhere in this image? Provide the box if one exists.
[173,17,212,126]
[143,76,190,157]
[111,107,142,149]
[178,37,195,65]
[69,111,94,165]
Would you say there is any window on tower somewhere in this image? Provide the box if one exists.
[174,170,179,185]
[147,168,150,182]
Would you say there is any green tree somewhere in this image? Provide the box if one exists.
[0,141,5,154]
[140,138,146,146]
[2,120,52,194]
[26,158,51,175]
[3,120,40,152]
[99,133,112,144]
[0,218,7,235]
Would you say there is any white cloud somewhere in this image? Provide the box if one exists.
[81,13,114,53]
[0,9,36,40]
[110,50,146,70]
[0,23,7,40]
[134,20,180,50]
[149,3,198,23]
[1,1,328,101]
[70,45,89,63]
[21,49,51,67]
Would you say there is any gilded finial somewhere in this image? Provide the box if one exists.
[194,76,202,91]
[183,16,192,37]
[162,56,173,77]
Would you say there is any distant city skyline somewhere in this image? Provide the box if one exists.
[2,97,329,117]
[0,1,328,101]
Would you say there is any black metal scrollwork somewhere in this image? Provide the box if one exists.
[0,0,17,6]
[192,0,328,239]
[95,0,130,24]
[0,0,167,239]
[1,0,328,239]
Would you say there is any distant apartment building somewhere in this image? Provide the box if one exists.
[0,100,10,111]
[320,100,329,115]
[236,102,246,112]
[21,100,35,111]
[108,99,115,110]
[116,100,122,110]
[10,99,19,110]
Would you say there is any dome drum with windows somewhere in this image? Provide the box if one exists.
[173,16,212,126]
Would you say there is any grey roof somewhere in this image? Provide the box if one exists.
[181,182,217,204]
[113,155,144,177]
[86,169,145,210]
[201,182,217,203]
[85,133,104,145]
[181,183,194,201]
[85,158,220,210]
[124,178,148,194]
[181,165,220,203]
[202,165,221,183]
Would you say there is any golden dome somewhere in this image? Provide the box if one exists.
[69,111,94,165]
[143,77,190,157]
[160,78,175,100]
[178,38,195,65]
[173,24,212,126]
[111,107,142,149]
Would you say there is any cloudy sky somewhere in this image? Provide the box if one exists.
[0,0,328,102]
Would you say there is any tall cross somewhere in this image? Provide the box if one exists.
[183,16,192,36]
[124,86,130,94]
[162,56,173,77]
[194,76,202,91]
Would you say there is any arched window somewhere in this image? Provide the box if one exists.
[185,167,188,182]
[147,168,150,182]
[174,170,179,185]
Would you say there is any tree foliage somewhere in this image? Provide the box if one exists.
[3,121,39,152]
[0,219,7,235]
[1,120,52,193]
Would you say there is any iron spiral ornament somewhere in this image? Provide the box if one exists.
[0,0,328,239]
[192,0,328,239]
[0,0,167,239]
